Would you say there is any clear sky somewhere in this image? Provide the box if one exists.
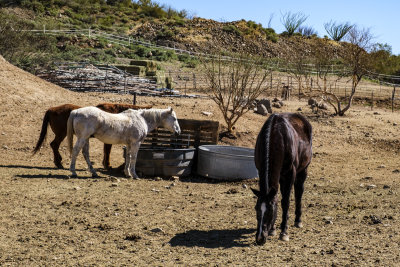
[155,0,400,55]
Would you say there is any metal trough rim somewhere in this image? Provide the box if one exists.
[198,145,254,158]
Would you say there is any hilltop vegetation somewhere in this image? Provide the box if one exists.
[0,0,400,77]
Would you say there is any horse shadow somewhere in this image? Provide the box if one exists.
[0,164,88,179]
[169,228,254,248]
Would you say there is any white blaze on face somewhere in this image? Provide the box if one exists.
[258,201,267,240]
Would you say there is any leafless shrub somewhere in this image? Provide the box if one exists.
[324,20,353,41]
[280,12,308,36]
[201,53,272,134]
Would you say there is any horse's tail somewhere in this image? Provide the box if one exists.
[32,109,51,155]
[259,113,277,193]
[67,112,74,155]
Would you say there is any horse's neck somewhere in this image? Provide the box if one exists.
[140,109,162,132]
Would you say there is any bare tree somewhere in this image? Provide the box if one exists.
[335,26,374,115]
[308,38,344,114]
[202,53,271,134]
[283,45,313,97]
[324,20,353,41]
[280,12,308,36]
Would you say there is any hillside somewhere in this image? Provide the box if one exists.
[131,17,341,59]
[0,5,343,67]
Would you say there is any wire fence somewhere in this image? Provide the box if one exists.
[30,27,399,103]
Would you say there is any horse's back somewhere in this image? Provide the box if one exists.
[281,113,312,144]
[257,113,312,171]
[96,103,152,113]
[280,113,312,170]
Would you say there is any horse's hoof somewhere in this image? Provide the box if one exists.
[69,174,78,178]
[295,222,303,228]
[92,173,99,178]
[279,233,289,242]
[268,229,277,236]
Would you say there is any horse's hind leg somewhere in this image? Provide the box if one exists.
[82,140,98,178]
[294,168,308,228]
[50,134,65,169]
[69,138,86,178]
[102,144,112,170]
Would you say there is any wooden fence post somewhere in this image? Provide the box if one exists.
[392,86,396,112]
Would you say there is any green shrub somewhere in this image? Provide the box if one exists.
[222,24,242,36]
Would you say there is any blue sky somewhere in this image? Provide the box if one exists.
[155,0,400,55]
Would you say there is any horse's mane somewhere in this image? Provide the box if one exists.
[138,108,168,125]
[259,114,277,195]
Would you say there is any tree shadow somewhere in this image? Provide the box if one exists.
[16,173,70,179]
[169,228,254,248]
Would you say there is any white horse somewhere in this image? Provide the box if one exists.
[67,106,181,178]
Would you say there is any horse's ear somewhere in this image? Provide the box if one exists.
[251,188,261,198]
[267,188,277,202]
[168,107,173,113]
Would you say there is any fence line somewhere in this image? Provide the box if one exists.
[30,27,399,102]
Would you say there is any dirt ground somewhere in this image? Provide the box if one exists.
[1,56,399,266]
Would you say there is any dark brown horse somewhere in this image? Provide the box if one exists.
[33,103,152,169]
[251,113,312,245]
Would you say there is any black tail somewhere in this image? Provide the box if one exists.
[33,110,50,154]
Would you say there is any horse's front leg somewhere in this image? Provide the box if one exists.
[69,138,86,178]
[127,142,141,179]
[82,139,98,178]
[294,168,308,228]
[279,167,296,241]
[124,144,132,178]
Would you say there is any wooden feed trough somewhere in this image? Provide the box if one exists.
[135,119,219,177]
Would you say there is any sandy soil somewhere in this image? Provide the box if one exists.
[0,56,399,266]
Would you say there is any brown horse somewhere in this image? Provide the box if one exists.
[33,103,152,169]
[251,113,312,245]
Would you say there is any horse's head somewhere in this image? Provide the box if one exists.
[251,188,277,245]
[161,107,181,135]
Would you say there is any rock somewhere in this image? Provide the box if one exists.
[151,227,164,233]
[318,101,328,110]
[272,102,281,108]
[258,99,272,113]
[201,111,213,116]
[110,177,120,183]
[377,165,386,169]
[367,184,377,189]
[297,107,302,111]
[256,103,268,115]
[242,184,247,189]
[383,185,390,189]
[125,233,141,242]
[111,183,118,187]
[323,216,334,224]
[308,98,317,106]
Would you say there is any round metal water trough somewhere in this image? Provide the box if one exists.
[197,145,258,180]
[136,148,196,177]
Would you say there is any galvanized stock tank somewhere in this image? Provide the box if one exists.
[197,145,258,180]
[136,148,196,177]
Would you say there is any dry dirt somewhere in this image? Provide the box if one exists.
[0,56,399,266]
